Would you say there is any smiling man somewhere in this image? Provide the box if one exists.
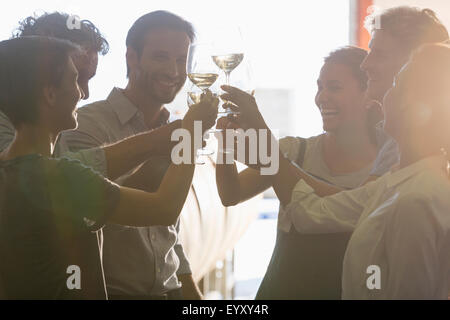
[360,7,449,182]
[56,11,202,300]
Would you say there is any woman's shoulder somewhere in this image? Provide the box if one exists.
[279,134,324,163]
[279,134,323,150]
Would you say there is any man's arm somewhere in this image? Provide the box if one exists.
[57,113,182,180]
[103,120,182,180]
[272,151,343,205]
[282,176,376,234]
[110,93,219,226]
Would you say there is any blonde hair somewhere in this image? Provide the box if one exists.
[365,6,449,52]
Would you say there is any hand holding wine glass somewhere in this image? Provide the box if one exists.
[220,85,268,131]
[183,90,219,134]
[186,42,221,162]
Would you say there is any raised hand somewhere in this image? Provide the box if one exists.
[220,85,269,131]
[182,90,219,134]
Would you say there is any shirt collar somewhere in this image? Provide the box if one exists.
[106,87,140,126]
[386,155,447,188]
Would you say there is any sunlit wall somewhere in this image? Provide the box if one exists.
[0,0,349,138]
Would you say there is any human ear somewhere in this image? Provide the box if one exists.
[42,85,57,109]
[126,47,140,78]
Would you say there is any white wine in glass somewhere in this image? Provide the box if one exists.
[212,26,246,116]
[186,43,221,161]
[187,73,219,91]
[212,53,244,84]
[187,43,219,91]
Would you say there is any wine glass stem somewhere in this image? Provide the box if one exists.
[225,72,231,112]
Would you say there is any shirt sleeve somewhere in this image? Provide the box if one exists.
[50,158,120,232]
[55,147,107,177]
[174,218,192,275]
[59,108,110,152]
[0,111,15,152]
[284,178,378,233]
[370,137,400,177]
[278,136,301,162]
[384,193,441,299]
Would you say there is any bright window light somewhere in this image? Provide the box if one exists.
[1,0,349,138]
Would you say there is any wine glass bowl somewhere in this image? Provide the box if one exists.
[211,26,247,116]
[187,73,219,91]
[187,43,219,91]
[212,53,244,84]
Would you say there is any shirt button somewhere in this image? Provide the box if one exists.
[157,268,161,273]
[151,234,156,241]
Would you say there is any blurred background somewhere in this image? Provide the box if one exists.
[2,0,450,299]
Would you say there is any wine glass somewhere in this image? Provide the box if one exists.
[228,55,256,97]
[213,56,256,155]
[212,26,246,116]
[186,88,209,164]
[187,43,219,92]
[186,43,220,162]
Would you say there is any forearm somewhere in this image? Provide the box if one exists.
[273,151,343,206]
[216,161,242,206]
[157,162,195,220]
[103,120,181,180]
[121,156,169,192]
[112,160,195,227]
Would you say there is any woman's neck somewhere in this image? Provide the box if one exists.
[322,124,377,174]
[0,125,54,160]
[326,124,375,154]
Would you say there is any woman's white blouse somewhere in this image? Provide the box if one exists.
[281,155,450,299]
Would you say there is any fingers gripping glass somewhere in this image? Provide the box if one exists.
[186,43,220,163]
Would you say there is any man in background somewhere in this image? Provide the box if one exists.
[57,11,202,300]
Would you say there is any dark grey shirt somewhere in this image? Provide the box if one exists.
[56,87,191,296]
[0,110,107,171]
[0,154,120,299]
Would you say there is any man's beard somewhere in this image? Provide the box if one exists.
[138,68,182,105]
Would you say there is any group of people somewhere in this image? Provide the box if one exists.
[0,6,449,300]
